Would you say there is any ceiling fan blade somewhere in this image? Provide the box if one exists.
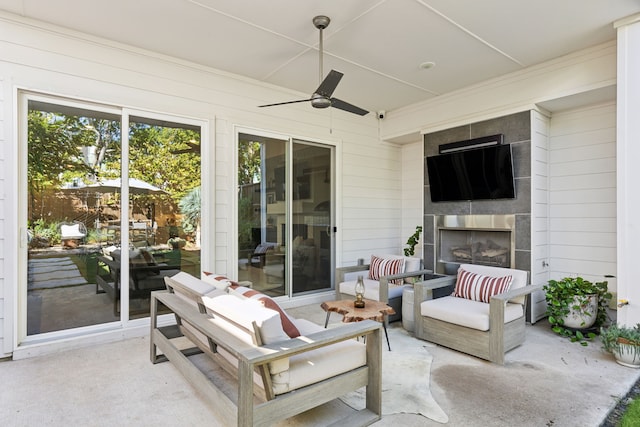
[258,99,311,108]
[315,70,343,98]
[331,98,369,116]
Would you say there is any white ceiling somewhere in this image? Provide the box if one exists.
[1,0,638,116]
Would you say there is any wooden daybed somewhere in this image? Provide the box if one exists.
[150,272,383,427]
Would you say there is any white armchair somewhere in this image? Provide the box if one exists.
[336,255,427,323]
[414,263,543,364]
[59,221,87,248]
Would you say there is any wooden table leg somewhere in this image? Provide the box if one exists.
[382,318,391,351]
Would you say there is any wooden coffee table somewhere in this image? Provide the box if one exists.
[321,299,395,350]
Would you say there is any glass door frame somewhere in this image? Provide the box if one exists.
[18,92,124,344]
[17,91,209,346]
[234,127,336,299]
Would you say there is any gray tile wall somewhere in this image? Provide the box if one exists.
[423,111,532,273]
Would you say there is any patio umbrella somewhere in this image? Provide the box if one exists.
[85,178,166,195]
[61,177,166,195]
[60,177,167,236]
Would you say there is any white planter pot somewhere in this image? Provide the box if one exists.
[561,294,598,329]
[614,342,640,368]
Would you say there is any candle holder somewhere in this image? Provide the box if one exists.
[354,275,365,308]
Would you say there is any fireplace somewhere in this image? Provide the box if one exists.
[435,214,515,274]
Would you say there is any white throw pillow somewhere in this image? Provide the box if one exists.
[203,294,290,345]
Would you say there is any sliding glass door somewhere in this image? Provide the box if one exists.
[23,93,202,338]
[237,132,334,297]
[290,140,334,294]
[25,98,123,334]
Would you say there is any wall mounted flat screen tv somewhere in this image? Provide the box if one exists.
[427,144,516,202]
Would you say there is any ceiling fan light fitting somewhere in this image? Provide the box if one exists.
[311,94,331,109]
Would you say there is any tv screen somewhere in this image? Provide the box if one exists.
[427,144,516,202]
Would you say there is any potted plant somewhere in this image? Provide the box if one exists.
[404,225,422,257]
[544,276,612,345]
[601,323,640,368]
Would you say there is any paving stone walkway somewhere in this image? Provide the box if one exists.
[28,256,87,289]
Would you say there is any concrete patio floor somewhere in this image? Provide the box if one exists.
[1,303,639,427]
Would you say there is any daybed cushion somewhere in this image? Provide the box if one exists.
[170,271,218,296]
[164,272,226,356]
[421,296,524,331]
[166,271,367,396]
[270,318,367,395]
[229,286,301,338]
[201,271,239,291]
[203,294,291,345]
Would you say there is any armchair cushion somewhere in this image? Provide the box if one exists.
[340,279,408,301]
[458,263,528,304]
[368,255,405,285]
[403,257,422,282]
[453,268,513,303]
[421,296,524,331]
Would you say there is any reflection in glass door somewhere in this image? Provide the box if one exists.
[24,95,202,337]
[237,133,287,296]
[126,117,202,318]
[237,132,334,297]
[291,140,333,295]
[26,99,122,334]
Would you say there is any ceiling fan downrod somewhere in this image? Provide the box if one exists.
[313,15,330,86]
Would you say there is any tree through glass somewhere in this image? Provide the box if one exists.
[237,132,334,297]
[25,98,201,335]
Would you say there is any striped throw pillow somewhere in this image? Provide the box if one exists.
[368,255,405,286]
[202,271,240,291]
[453,268,513,303]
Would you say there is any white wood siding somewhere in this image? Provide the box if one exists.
[0,14,389,355]
[0,75,6,356]
[548,102,617,290]
[529,110,550,322]
[340,138,405,263]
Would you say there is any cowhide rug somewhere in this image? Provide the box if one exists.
[339,325,449,423]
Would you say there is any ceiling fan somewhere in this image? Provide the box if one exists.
[258,15,369,116]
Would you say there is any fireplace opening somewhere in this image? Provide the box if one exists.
[435,215,515,274]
